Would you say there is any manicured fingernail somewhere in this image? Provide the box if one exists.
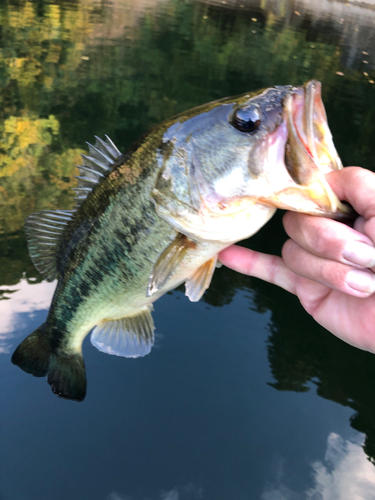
[343,241,375,268]
[346,269,375,294]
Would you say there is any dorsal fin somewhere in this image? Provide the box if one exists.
[25,210,74,281]
[25,136,122,280]
[74,135,122,205]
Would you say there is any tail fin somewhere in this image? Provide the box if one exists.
[48,352,86,402]
[12,324,87,402]
[11,324,50,377]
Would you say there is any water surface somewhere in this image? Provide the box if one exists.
[1,1,375,498]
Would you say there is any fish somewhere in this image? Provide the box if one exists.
[11,80,351,401]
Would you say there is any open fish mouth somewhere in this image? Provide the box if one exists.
[286,80,343,177]
[262,80,354,218]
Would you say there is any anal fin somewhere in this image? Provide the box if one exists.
[148,233,196,297]
[90,306,155,358]
[185,256,217,302]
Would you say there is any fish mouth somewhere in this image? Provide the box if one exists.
[286,80,342,177]
[262,80,353,218]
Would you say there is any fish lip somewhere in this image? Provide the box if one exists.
[289,80,342,173]
[277,80,351,216]
[305,80,343,172]
[303,80,322,165]
[289,81,318,164]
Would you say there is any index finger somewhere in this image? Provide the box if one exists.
[327,167,375,220]
[218,245,299,295]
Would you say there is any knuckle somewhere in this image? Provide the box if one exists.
[310,221,335,256]
[353,167,375,186]
[320,261,346,288]
[282,211,298,236]
[281,239,296,262]
[351,168,375,202]
[364,219,375,244]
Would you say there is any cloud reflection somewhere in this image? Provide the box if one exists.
[306,433,375,500]
[107,484,203,500]
[0,279,55,354]
[262,432,375,500]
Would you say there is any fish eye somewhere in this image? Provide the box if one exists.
[232,105,261,133]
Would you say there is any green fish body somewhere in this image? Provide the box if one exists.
[12,81,349,401]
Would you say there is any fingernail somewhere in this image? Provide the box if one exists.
[343,241,375,268]
[346,269,375,294]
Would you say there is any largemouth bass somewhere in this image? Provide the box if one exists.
[12,80,350,401]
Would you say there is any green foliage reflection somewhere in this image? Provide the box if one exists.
[1,0,375,250]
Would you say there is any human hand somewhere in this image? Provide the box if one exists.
[219,167,375,352]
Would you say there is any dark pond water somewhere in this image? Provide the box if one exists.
[2,0,375,498]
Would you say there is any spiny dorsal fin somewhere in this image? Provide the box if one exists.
[74,135,122,205]
[147,233,197,297]
[90,306,155,358]
[25,210,74,281]
[185,256,217,302]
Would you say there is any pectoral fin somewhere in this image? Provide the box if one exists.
[148,233,197,297]
[90,306,155,358]
[185,256,217,302]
